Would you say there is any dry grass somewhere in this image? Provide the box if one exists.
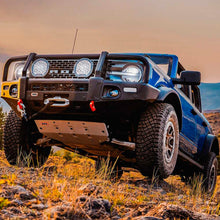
[0,149,220,218]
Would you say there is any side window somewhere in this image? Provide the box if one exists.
[181,85,190,98]
[176,72,190,98]
[176,63,201,112]
[191,85,202,112]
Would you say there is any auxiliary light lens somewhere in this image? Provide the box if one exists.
[74,58,93,78]
[32,58,49,77]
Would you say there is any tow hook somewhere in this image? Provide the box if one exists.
[17,99,28,121]
[89,101,96,112]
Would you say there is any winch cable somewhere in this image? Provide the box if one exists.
[28,102,53,121]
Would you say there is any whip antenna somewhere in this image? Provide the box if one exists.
[72,28,78,54]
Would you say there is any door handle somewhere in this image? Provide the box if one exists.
[191,109,197,115]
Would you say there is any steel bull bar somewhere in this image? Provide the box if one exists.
[3,51,151,99]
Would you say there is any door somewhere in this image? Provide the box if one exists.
[176,85,198,155]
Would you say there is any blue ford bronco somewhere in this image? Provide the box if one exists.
[1,51,219,193]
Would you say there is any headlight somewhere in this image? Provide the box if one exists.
[108,64,142,82]
[14,63,25,80]
[74,58,93,78]
[7,61,31,80]
[121,65,142,82]
[32,58,49,77]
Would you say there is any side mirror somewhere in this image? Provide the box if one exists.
[172,71,201,85]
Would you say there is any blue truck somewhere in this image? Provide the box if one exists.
[1,51,219,193]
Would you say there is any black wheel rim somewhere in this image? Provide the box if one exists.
[209,163,216,192]
[163,121,175,163]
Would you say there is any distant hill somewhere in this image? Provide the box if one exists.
[199,83,220,112]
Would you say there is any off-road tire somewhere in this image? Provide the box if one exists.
[202,152,218,194]
[3,110,51,167]
[95,157,123,181]
[136,103,179,179]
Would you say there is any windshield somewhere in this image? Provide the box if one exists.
[147,55,173,76]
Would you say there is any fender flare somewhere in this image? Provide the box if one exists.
[201,134,219,157]
[157,87,182,130]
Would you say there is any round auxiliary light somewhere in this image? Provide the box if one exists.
[121,65,142,82]
[74,58,93,78]
[32,58,49,77]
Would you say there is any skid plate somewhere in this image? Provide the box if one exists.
[35,120,109,147]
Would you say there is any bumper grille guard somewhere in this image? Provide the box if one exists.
[3,51,150,83]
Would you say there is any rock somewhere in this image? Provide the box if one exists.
[10,185,28,194]
[31,203,48,210]
[19,192,35,201]
[24,198,38,206]
[134,217,163,220]
[178,195,184,200]
[111,209,121,220]
[138,216,163,220]
[111,215,121,220]
[8,207,22,214]
[76,196,111,212]
[10,199,24,206]
[156,187,167,195]
[1,185,35,202]
[26,212,37,218]
[75,196,112,219]
[79,183,102,195]
[44,205,87,219]
[147,203,218,220]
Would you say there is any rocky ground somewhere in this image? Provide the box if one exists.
[0,150,220,220]
[204,112,220,172]
[0,112,219,220]
[204,112,220,141]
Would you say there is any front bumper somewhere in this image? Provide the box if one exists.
[1,77,159,116]
[25,77,159,101]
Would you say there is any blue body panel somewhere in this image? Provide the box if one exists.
[125,53,212,157]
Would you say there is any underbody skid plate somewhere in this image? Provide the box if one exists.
[35,120,109,148]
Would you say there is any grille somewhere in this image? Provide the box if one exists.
[45,59,98,79]
[29,83,88,91]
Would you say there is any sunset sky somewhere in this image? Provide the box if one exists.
[0,0,220,82]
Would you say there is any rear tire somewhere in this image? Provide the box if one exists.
[3,110,51,167]
[136,103,179,179]
[202,152,218,194]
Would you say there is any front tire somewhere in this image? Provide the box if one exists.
[136,103,179,179]
[3,110,51,167]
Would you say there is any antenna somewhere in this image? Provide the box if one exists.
[72,28,78,54]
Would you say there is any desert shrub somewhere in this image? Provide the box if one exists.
[0,197,9,210]
[63,151,73,161]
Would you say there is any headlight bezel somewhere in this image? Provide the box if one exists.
[31,58,49,78]
[7,61,31,81]
[74,58,94,78]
